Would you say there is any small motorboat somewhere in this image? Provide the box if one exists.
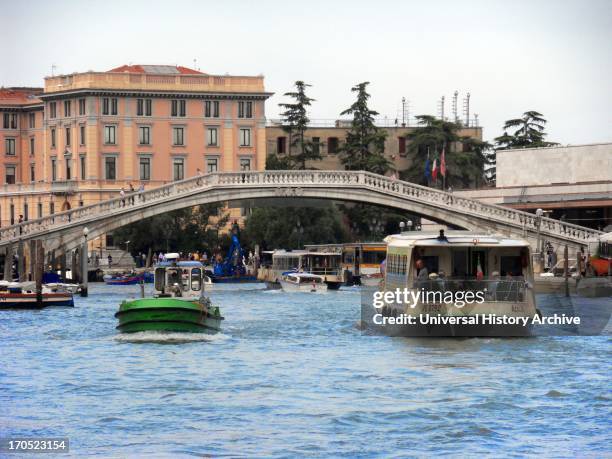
[0,281,74,309]
[115,261,222,334]
[280,272,328,293]
[360,273,383,287]
[105,274,143,285]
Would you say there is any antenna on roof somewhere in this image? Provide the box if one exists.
[437,95,445,120]
[193,58,198,70]
[463,92,471,127]
[452,90,458,123]
[51,64,57,77]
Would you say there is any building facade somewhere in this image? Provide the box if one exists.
[0,65,272,232]
[456,143,612,231]
[265,122,483,172]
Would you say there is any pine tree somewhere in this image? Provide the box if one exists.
[339,82,390,174]
[494,111,558,149]
[278,81,320,169]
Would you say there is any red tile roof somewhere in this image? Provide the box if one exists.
[0,87,43,106]
[108,64,204,75]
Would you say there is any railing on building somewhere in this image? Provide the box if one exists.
[0,170,602,247]
[266,117,481,128]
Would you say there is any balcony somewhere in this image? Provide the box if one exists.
[51,180,78,195]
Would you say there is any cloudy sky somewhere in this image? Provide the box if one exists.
[2,0,610,145]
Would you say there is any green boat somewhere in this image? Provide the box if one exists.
[115,256,223,334]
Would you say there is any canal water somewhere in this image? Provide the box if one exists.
[1,284,610,457]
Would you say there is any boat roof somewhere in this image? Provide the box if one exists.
[384,231,530,248]
[156,261,204,267]
[286,272,325,279]
[273,250,308,257]
[599,232,612,243]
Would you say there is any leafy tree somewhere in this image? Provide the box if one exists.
[266,153,294,170]
[402,115,490,188]
[339,82,390,174]
[278,81,320,169]
[494,111,558,149]
[244,205,348,250]
[113,204,229,256]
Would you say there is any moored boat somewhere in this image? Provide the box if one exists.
[280,272,328,293]
[105,274,143,285]
[0,282,74,309]
[115,260,222,333]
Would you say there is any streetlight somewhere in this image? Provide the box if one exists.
[81,227,89,297]
[399,221,405,233]
[535,208,544,272]
[406,220,413,231]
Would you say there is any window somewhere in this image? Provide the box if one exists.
[238,101,252,118]
[102,98,109,115]
[30,164,35,182]
[206,127,218,146]
[139,126,151,145]
[66,158,71,180]
[51,128,56,148]
[49,202,55,215]
[173,127,184,146]
[24,203,28,221]
[29,113,35,128]
[78,98,86,115]
[5,138,15,155]
[240,158,251,171]
[49,102,57,119]
[104,125,116,144]
[171,100,186,117]
[111,98,118,115]
[139,157,151,181]
[239,128,251,147]
[206,157,218,173]
[205,101,219,118]
[105,157,116,180]
[137,98,152,116]
[51,158,57,181]
[5,166,16,184]
[64,100,71,117]
[328,137,339,154]
[398,137,407,156]
[80,156,86,180]
[173,158,184,181]
[37,203,43,219]
[2,113,16,129]
[277,136,286,154]
[312,137,320,156]
[65,127,71,146]
[80,125,86,145]
[30,137,34,155]
[10,204,14,224]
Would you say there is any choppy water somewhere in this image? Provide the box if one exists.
[1,284,610,457]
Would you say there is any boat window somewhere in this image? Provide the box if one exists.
[421,256,439,276]
[363,250,386,265]
[167,269,181,288]
[181,269,190,291]
[154,268,166,291]
[387,253,408,275]
[191,268,202,291]
[500,256,522,277]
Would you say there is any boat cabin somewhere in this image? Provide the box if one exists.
[154,260,207,298]
[384,231,533,303]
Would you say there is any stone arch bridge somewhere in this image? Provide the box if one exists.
[0,170,602,257]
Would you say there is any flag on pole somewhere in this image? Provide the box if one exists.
[424,156,431,182]
[476,255,484,280]
[440,147,447,177]
[432,158,438,181]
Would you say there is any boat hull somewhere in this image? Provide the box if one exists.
[279,280,328,293]
[0,293,74,309]
[115,298,223,333]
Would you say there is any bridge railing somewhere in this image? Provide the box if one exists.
[0,170,603,245]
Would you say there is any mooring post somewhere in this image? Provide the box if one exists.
[564,244,569,297]
[140,278,145,299]
[35,240,44,308]
[29,240,36,282]
[80,232,89,297]
[17,240,25,282]
[4,245,13,281]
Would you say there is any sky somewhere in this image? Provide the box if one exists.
[2,0,611,145]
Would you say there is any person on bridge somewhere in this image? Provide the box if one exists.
[120,188,126,207]
[129,183,135,205]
